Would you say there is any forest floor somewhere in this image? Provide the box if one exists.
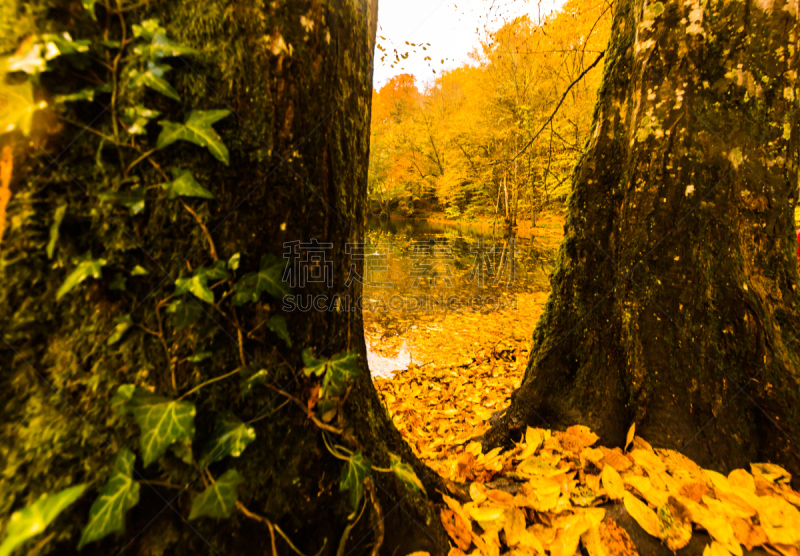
[366,214,800,556]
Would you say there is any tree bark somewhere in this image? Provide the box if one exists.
[0,1,448,554]
[485,0,800,483]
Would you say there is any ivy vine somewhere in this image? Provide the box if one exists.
[0,4,424,555]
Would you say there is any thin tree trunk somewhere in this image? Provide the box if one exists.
[485,0,800,482]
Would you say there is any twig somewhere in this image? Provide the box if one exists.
[336,496,368,556]
[508,50,605,163]
[125,148,156,175]
[266,383,343,434]
[366,479,384,556]
[178,368,240,401]
[180,200,219,261]
[155,299,176,392]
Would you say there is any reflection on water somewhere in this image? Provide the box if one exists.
[363,217,555,377]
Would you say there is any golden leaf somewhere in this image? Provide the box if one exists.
[602,465,625,500]
[727,469,755,492]
[759,495,800,545]
[624,423,635,452]
[750,463,792,485]
[503,507,527,547]
[624,475,670,508]
[657,502,692,551]
[440,508,472,552]
[730,517,767,550]
[623,491,660,537]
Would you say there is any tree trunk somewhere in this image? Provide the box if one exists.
[485,0,800,482]
[0,1,448,554]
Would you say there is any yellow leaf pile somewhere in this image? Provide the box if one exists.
[434,426,800,556]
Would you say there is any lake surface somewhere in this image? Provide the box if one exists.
[362,217,556,377]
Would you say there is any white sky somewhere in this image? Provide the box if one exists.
[373,0,568,90]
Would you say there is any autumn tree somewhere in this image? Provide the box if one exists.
[0,1,448,555]
[485,0,800,482]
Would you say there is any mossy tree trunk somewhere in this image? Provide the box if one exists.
[485,0,800,481]
[0,0,448,554]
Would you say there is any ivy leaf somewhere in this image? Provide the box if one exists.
[156,110,231,165]
[239,366,268,397]
[56,255,107,300]
[129,62,180,101]
[340,451,371,514]
[7,33,89,74]
[388,453,424,494]
[166,298,202,331]
[132,19,165,41]
[302,348,327,377]
[78,449,140,548]
[121,105,160,136]
[161,168,213,199]
[231,254,289,306]
[266,315,291,347]
[131,265,149,276]
[98,186,145,216]
[111,384,135,413]
[107,315,133,346]
[198,412,256,470]
[46,204,66,259]
[132,19,198,60]
[170,441,194,465]
[122,388,196,467]
[0,60,37,134]
[227,253,240,271]
[322,351,361,398]
[54,87,96,103]
[187,351,212,364]
[0,484,87,556]
[175,265,229,304]
[188,469,244,520]
[82,0,98,20]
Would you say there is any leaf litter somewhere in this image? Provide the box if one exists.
[368,296,800,556]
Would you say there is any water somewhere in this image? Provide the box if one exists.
[363,217,555,377]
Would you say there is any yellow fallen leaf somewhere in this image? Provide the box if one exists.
[470,482,488,504]
[467,505,505,531]
[657,501,692,551]
[624,423,635,452]
[550,514,592,556]
[759,495,800,545]
[679,497,742,556]
[727,469,755,492]
[406,552,430,556]
[702,494,755,520]
[750,462,792,485]
[602,465,625,500]
[623,491,660,537]
[440,508,472,552]
[503,507,527,547]
[704,469,732,493]
[629,449,666,475]
[731,517,767,550]
[624,475,670,507]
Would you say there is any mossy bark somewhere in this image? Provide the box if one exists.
[485,0,800,482]
[0,0,447,554]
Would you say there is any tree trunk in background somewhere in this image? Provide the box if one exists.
[485,0,800,481]
[0,1,448,554]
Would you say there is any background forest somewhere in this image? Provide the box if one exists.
[368,0,611,224]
